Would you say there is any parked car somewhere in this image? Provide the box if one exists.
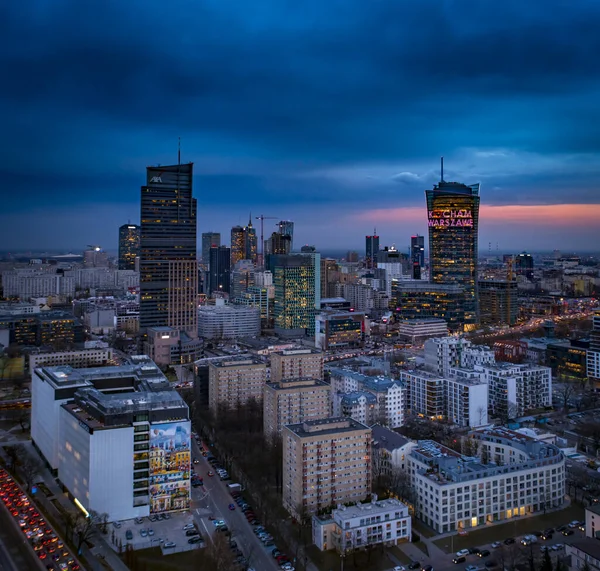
[408,565,421,571]
[478,550,491,558]
[188,536,202,544]
[164,542,176,548]
[452,557,466,564]
[113,521,122,528]
[491,542,501,549]
[183,523,196,531]
[504,538,515,545]
[456,550,470,558]
[568,521,581,528]
[562,530,574,536]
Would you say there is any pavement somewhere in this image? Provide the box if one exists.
[190,437,283,571]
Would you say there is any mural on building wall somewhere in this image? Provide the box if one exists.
[148,421,191,513]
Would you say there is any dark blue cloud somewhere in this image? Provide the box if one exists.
[1,0,600,250]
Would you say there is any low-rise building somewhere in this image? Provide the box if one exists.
[198,304,261,339]
[566,539,600,571]
[28,347,114,372]
[397,319,448,345]
[408,427,565,533]
[312,497,411,552]
[315,310,367,351]
[585,504,600,540]
[144,326,203,366]
[263,377,331,440]
[282,417,372,519]
[208,356,267,412]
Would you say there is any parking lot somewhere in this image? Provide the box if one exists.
[111,510,204,553]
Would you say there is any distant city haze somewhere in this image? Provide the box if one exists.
[1,2,600,251]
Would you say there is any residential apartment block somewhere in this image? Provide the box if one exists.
[28,347,114,373]
[371,424,416,475]
[408,427,565,533]
[424,337,494,377]
[400,370,445,420]
[313,497,411,552]
[330,368,406,428]
[282,417,372,519]
[270,348,324,383]
[208,356,267,412]
[263,377,331,440]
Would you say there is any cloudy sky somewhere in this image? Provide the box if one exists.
[2,0,600,254]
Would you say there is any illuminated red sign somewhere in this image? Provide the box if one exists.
[428,209,473,228]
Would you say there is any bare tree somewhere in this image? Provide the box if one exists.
[204,530,236,571]
[74,509,100,551]
[20,452,42,492]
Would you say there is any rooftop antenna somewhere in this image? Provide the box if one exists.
[178,137,181,165]
[441,156,444,182]
[374,227,377,236]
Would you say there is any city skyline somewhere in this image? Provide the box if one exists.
[2,2,600,251]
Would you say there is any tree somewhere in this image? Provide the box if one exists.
[74,509,99,551]
[5,445,19,470]
[541,549,553,571]
[17,409,30,433]
[20,452,42,492]
[204,530,236,571]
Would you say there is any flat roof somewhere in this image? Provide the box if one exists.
[334,498,407,521]
[266,377,330,390]
[285,416,370,438]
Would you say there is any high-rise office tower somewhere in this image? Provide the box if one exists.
[231,259,255,299]
[277,220,294,251]
[265,232,292,256]
[118,224,140,270]
[231,226,246,267]
[410,234,425,279]
[515,251,534,280]
[426,162,480,328]
[365,232,379,269]
[208,246,231,296]
[245,218,258,264]
[271,254,319,334]
[202,232,221,267]
[140,163,198,337]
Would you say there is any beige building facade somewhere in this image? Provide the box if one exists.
[208,357,267,412]
[270,348,323,383]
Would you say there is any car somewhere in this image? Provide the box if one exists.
[140,529,147,537]
[183,523,196,531]
[491,542,501,549]
[149,515,157,522]
[394,567,406,571]
[228,503,235,510]
[113,521,122,528]
[478,550,490,558]
[148,528,154,536]
[272,549,281,558]
[579,524,586,532]
[408,561,420,569]
[504,538,515,545]
[188,536,203,544]
[465,566,479,571]
[125,529,133,540]
[562,530,574,536]
[568,521,581,528]
[264,539,274,546]
[59,563,68,571]
[556,525,567,532]
[553,544,565,551]
[186,530,200,536]
[469,548,480,555]
[452,557,466,564]
[541,533,553,541]
[212,520,225,527]
[422,566,433,571]
[164,542,176,548]
[193,459,199,464]
[207,471,214,477]
[134,517,144,524]
[456,549,470,558]
[163,513,170,520]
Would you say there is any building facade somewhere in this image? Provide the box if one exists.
[315,310,367,351]
[140,163,198,338]
[282,417,372,519]
[198,304,261,339]
[588,310,600,387]
[118,224,140,270]
[365,234,380,270]
[208,245,231,296]
[201,232,221,267]
[397,319,448,344]
[478,279,518,326]
[270,348,324,383]
[277,220,294,251]
[263,377,331,440]
[410,235,425,279]
[208,357,267,412]
[426,178,480,328]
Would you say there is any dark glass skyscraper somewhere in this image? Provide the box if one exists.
[140,163,198,337]
[515,251,534,280]
[365,233,379,269]
[201,232,221,267]
[118,224,140,270]
[410,234,424,279]
[208,246,231,295]
[277,220,294,251]
[426,178,480,328]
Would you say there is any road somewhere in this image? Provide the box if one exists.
[190,438,280,571]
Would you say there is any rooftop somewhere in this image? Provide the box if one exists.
[341,391,377,406]
[333,498,408,522]
[209,356,264,368]
[274,347,322,357]
[285,416,370,438]
[371,424,411,452]
[567,539,600,561]
[266,377,330,391]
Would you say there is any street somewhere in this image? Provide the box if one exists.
[190,438,281,571]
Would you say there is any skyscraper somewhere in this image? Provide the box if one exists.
[231,225,246,267]
[277,220,294,251]
[231,259,255,299]
[202,232,221,267]
[118,224,140,270]
[208,246,231,296]
[271,254,318,335]
[515,251,534,280]
[410,234,425,279]
[365,233,379,269]
[140,163,198,337]
[426,166,480,328]
[245,218,258,264]
[265,232,291,256]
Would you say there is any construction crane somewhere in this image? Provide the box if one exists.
[255,215,278,265]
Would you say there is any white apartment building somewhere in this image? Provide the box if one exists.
[475,363,552,419]
[566,540,600,571]
[208,356,267,412]
[28,347,114,373]
[408,427,565,533]
[2,270,76,299]
[397,319,448,345]
[339,392,378,426]
[198,304,260,340]
[445,377,488,428]
[263,377,331,440]
[270,348,324,383]
[312,497,411,552]
[588,310,600,386]
[372,424,416,474]
[330,368,406,428]
[424,337,495,377]
[282,417,372,519]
